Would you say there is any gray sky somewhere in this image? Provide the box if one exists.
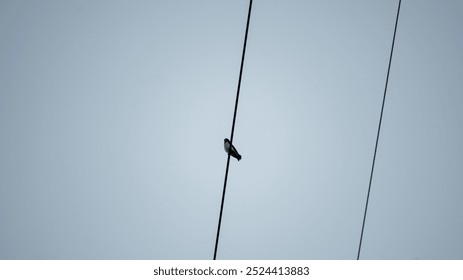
[1,0,462,260]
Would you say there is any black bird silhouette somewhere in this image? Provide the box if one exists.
[224,138,241,161]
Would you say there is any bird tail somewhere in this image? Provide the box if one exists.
[237,154,242,161]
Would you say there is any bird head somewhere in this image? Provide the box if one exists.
[224,138,230,143]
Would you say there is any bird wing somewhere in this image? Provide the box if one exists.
[230,144,239,156]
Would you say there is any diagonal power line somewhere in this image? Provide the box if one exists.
[213,0,253,260]
[357,0,402,260]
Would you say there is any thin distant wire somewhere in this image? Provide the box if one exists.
[357,0,402,260]
[213,0,253,260]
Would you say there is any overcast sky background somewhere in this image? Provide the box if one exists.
[1,0,462,260]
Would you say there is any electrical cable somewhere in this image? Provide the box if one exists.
[357,0,402,260]
[213,0,253,260]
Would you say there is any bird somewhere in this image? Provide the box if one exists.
[224,138,242,161]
